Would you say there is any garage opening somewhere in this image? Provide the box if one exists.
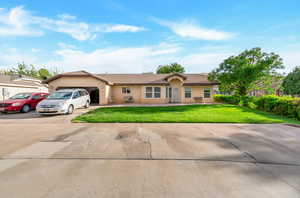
[56,87,99,104]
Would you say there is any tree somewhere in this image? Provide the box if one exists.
[156,63,185,74]
[282,66,300,96]
[5,63,59,79]
[208,48,284,96]
[38,68,52,80]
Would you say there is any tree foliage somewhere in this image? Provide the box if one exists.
[3,63,60,80]
[208,48,284,96]
[282,66,300,96]
[156,63,185,74]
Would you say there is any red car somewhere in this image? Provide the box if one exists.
[0,92,49,113]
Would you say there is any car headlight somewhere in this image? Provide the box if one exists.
[12,103,21,106]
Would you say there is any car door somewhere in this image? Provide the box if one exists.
[72,91,81,108]
[79,90,87,107]
[30,94,43,109]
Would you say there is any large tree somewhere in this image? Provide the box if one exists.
[208,48,284,96]
[156,63,185,74]
[282,66,300,96]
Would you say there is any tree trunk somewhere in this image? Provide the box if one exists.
[238,86,247,96]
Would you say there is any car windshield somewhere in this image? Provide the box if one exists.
[9,93,32,99]
[47,92,73,99]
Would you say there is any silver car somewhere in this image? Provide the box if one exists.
[36,89,90,115]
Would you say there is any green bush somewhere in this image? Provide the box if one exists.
[214,94,240,104]
[214,94,256,107]
[297,106,300,120]
[214,94,300,120]
[254,95,298,117]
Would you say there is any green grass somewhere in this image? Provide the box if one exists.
[73,104,300,124]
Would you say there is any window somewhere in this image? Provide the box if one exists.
[184,87,192,98]
[204,88,211,98]
[32,95,41,100]
[9,93,32,99]
[72,91,80,99]
[154,87,161,98]
[145,87,161,98]
[166,87,172,98]
[79,90,86,96]
[122,87,131,94]
[48,92,72,99]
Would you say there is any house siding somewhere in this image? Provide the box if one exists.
[181,86,215,103]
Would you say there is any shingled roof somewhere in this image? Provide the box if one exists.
[43,70,111,84]
[0,74,43,87]
[44,70,218,85]
[95,73,217,85]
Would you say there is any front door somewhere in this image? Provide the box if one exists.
[171,87,180,103]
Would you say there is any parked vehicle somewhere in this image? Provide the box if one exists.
[36,89,90,115]
[0,92,49,113]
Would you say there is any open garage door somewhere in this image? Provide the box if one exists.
[56,87,99,104]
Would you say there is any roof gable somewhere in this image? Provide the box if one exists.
[43,70,110,84]
[164,73,187,81]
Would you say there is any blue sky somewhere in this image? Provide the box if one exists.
[0,0,299,73]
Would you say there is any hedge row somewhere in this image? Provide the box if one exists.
[214,94,300,120]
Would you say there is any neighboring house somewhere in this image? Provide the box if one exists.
[44,70,219,105]
[249,76,283,97]
[0,74,49,100]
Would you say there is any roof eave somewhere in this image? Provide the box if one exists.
[183,82,220,86]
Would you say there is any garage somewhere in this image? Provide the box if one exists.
[56,87,100,104]
[44,71,111,105]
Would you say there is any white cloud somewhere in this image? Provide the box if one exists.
[45,43,181,73]
[57,42,77,49]
[154,18,234,40]
[102,24,146,33]
[57,14,76,20]
[2,42,298,74]
[0,48,39,67]
[0,6,43,36]
[0,6,146,40]
[0,43,234,73]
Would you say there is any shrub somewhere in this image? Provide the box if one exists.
[214,94,256,107]
[214,94,300,120]
[214,94,240,105]
[297,106,300,120]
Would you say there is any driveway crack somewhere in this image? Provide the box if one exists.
[137,127,153,160]
[208,130,300,193]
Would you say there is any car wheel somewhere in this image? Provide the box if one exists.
[21,104,31,113]
[84,100,90,108]
[67,105,74,114]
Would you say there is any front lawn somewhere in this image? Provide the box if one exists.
[73,104,300,124]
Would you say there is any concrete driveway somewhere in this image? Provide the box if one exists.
[0,111,300,197]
